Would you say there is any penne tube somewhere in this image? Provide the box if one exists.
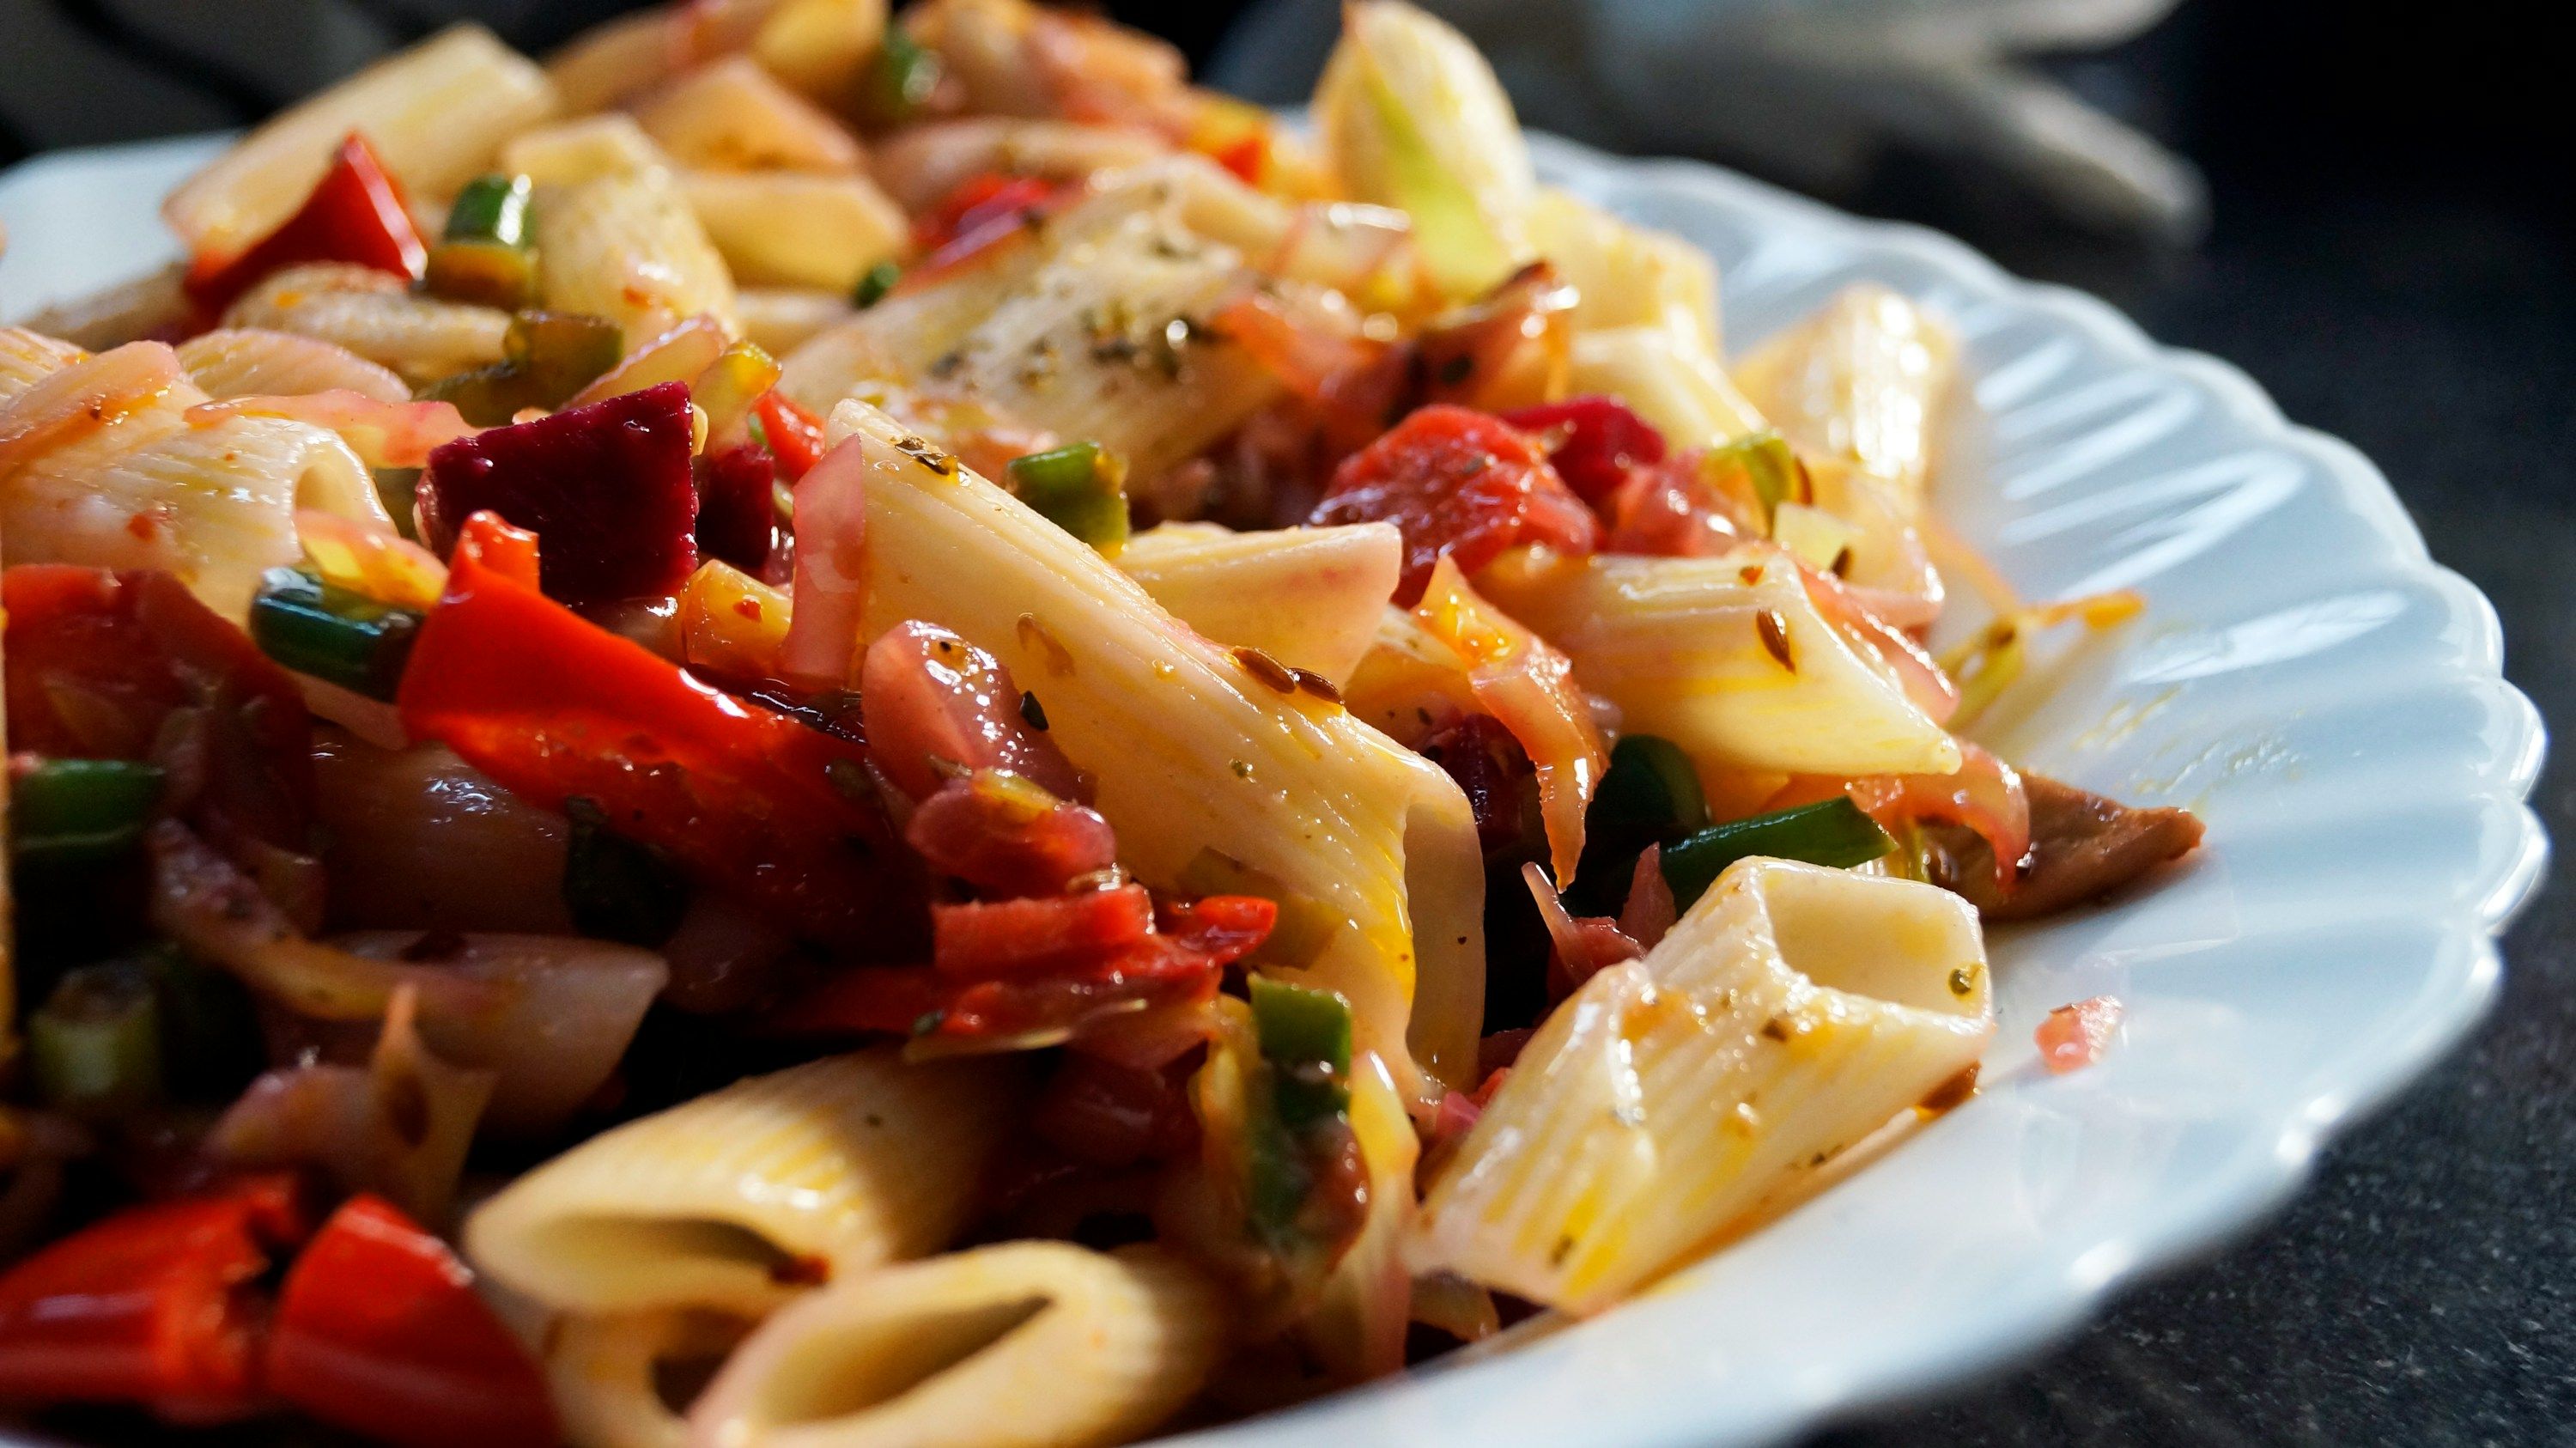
[550,1310,750,1448]
[679,170,908,292]
[464,1049,1024,1315]
[545,7,682,115]
[684,1242,1225,1448]
[1116,521,1403,688]
[536,168,739,346]
[1564,325,1767,451]
[1734,283,1958,513]
[222,264,512,381]
[1526,186,1720,352]
[167,25,555,262]
[500,113,671,186]
[736,288,856,356]
[0,326,83,403]
[871,117,1171,212]
[177,327,411,404]
[635,55,866,173]
[1475,546,1961,777]
[829,400,1488,1093]
[1413,858,1994,1313]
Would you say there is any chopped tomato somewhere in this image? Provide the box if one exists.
[754,391,829,480]
[1601,451,1754,557]
[934,885,1156,979]
[772,895,1275,1049]
[398,513,907,948]
[266,1195,557,1448]
[2036,995,2124,1074]
[1311,405,1598,605]
[0,1175,309,1423]
[416,382,701,607]
[860,620,1089,803]
[906,770,1119,898]
[1501,396,1667,508]
[185,134,425,313]
[3,565,314,856]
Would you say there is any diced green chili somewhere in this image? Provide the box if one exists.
[562,796,692,947]
[1007,441,1130,554]
[248,567,422,700]
[9,757,166,867]
[422,310,623,425]
[1250,976,1352,1131]
[852,259,901,309]
[29,960,163,1113]
[1659,797,1896,911]
[865,26,944,127]
[424,174,538,309]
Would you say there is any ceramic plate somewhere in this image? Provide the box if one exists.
[0,132,2547,1448]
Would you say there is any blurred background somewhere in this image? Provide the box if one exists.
[2,0,2567,1443]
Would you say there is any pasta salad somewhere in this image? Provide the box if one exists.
[0,3,2203,1445]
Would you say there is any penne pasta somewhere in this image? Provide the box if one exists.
[464,1048,1026,1315]
[1474,546,1961,777]
[829,401,1488,1092]
[0,326,83,403]
[545,7,683,115]
[1527,186,1720,351]
[1413,859,1994,1313]
[1564,325,1768,451]
[177,327,412,404]
[679,170,908,292]
[551,1310,751,1448]
[871,117,1172,212]
[685,1242,1225,1448]
[165,25,556,262]
[500,113,672,186]
[1734,283,1959,513]
[222,263,513,381]
[635,56,867,173]
[1115,521,1403,688]
[737,287,857,356]
[1,345,389,618]
[537,168,740,347]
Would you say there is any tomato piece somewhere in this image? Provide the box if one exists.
[185,134,426,313]
[934,885,1156,979]
[398,513,907,948]
[1310,405,1598,605]
[2036,995,2123,1074]
[905,770,1118,898]
[417,381,701,607]
[3,565,314,855]
[859,620,1088,803]
[266,1195,557,1448]
[1500,396,1667,508]
[754,391,829,480]
[0,1175,309,1422]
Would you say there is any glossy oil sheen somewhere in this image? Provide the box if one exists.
[0,132,2547,1448]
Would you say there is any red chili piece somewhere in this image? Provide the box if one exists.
[265,1194,559,1448]
[417,381,701,606]
[1309,404,1598,605]
[185,133,426,313]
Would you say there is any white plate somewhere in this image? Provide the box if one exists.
[0,134,2547,1448]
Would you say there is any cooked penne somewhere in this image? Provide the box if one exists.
[222,264,512,380]
[464,1049,1025,1315]
[14,264,192,352]
[1734,283,1959,512]
[0,326,82,402]
[536,168,739,346]
[499,113,672,186]
[1527,186,1721,351]
[1,345,389,618]
[1413,859,1994,1313]
[176,328,411,404]
[686,1242,1224,1448]
[1115,521,1403,688]
[736,287,856,356]
[635,56,867,173]
[1565,325,1768,450]
[544,7,681,114]
[551,1310,751,1448]
[871,117,1171,212]
[830,400,1488,1091]
[165,25,555,261]
[1477,546,1959,777]
[679,170,908,292]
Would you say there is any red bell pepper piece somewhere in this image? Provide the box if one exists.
[755,391,829,481]
[266,1195,558,1448]
[398,513,906,947]
[185,133,426,313]
[1309,404,1599,605]
[0,1175,310,1423]
[416,381,702,606]
[1501,396,1668,508]
[3,564,314,855]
